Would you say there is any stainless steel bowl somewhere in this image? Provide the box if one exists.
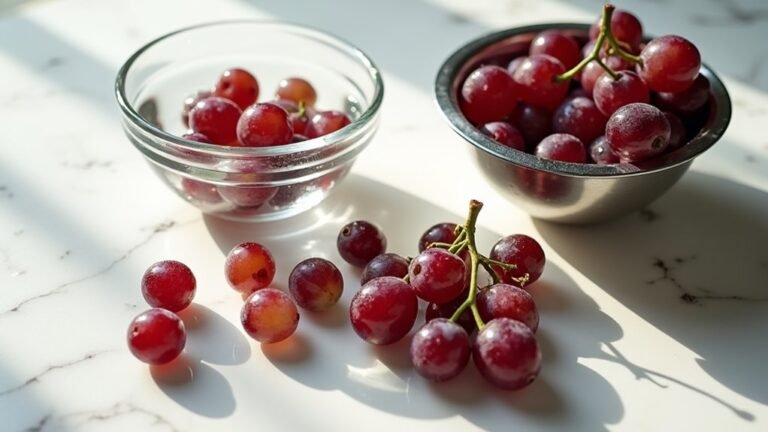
[435,23,731,224]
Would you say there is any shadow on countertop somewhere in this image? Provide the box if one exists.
[534,170,768,412]
[203,174,626,431]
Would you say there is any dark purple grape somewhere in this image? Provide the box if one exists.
[552,96,607,144]
[410,318,471,381]
[361,253,409,285]
[664,112,687,150]
[655,75,710,114]
[418,222,458,252]
[337,221,387,267]
[509,103,552,149]
[288,257,343,312]
[425,290,475,334]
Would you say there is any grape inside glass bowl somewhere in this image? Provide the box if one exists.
[116,21,383,222]
[435,23,730,224]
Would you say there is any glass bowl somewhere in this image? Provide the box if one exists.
[116,21,383,222]
[435,23,731,224]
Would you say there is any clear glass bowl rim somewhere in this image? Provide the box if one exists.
[115,20,385,158]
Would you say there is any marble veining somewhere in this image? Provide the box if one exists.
[0,351,111,398]
[25,402,180,432]
[649,256,768,303]
[2,219,196,316]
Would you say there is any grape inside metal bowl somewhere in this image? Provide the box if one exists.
[435,23,731,224]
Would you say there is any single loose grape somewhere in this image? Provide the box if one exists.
[241,288,299,343]
[141,260,196,312]
[127,308,186,365]
[288,258,344,312]
[224,242,276,295]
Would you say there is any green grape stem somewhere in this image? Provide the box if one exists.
[555,3,642,83]
[447,200,486,329]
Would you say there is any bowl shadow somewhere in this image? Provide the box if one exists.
[534,170,768,408]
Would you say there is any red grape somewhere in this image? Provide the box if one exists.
[182,90,212,127]
[410,318,471,381]
[481,122,525,151]
[224,242,276,295]
[127,308,186,365]
[639,35,701,93]
[606,102,671,162]
[490,234,546,287]
[530,30,581,69]
[511,54,569,111]
[473,318,541,390]
[535,133,587,163]
[276,77,317,107]
[460,65,518,124]
[307,110,351,138]
[181,132,211,143]
[337,220,387,267]
[593,71,649,117]
[288,258,343,312]
[181,178,222,203]
[477,284,539,332]
[589,9,644,50]
[655,74,710,114]
[361,253,409,285]
[349,276,418,345]
[241,288,299,343]
[509,103,552,148]
[217,159,278,208]
[664,112,687,150]
[236,102,293,147]
[580,56,630,96]
[552,96,607,144]
[213,68,259,110]
[141,260,196,312]
[189,97,242,145]
[589,136,620,164]
[409,248,467,304]
[425,291,476,334]
[418,222,458,252]
[507,57,526,75]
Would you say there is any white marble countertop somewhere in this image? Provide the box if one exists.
[1,0,767,430]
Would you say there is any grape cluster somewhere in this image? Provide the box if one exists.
[344,200,546,390]
[460,4,708,165]
[182,70,351,147]
[125,202,547,391]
